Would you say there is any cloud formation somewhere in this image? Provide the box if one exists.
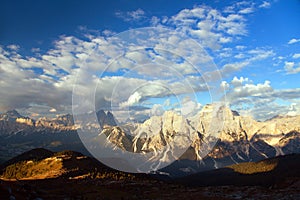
[259,1,271,8]
[167,5,249,50]
[288,38,300,45]
[222,76,300,120]
[115,9,146,22]
[284,61,300,74]
[1,1,299,123]
[292,53,300,59]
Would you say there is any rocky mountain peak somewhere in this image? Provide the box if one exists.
[0,109,24,121]
[198,104,239,121]
[97,110,117,128]
[55,114,74,126]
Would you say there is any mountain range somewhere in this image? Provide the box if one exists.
[1,105,300,176]
[96,104,300,176]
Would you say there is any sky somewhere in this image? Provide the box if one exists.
[0,0,300,122]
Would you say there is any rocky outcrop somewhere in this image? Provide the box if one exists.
[15,117,34,126]
[97,110,117,128]
[101,104,300,173]
[35,114,76,131]
[0,110,23,121]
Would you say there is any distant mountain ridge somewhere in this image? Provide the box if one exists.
[0,110,75,133]
[0,109,118,164]
[0,110,23,121]
[0,109,118,132]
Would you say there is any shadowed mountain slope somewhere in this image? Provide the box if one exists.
[176,153,300,187]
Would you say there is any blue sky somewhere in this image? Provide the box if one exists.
[0,0,300,121]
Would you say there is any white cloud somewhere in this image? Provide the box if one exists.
[217,48,274,77]
[224,1,256,15]
[150,104,165,116]
[0,35,112,115]
[168,5,249,50]
[292,53,300,59]
[127,9,145,20]
[259,1,271,8]
[115,9,146,22]
[234,53,245,59]
[231,76,250,87]
[220,81,230,91]
[49,108,57,112]
[181,99,202,116]
[150,16,160,26]
[286,102,300,116]
[7,44,20,51]
[288,38,300,45]
[219,52,232,58]
[230,80,273,99]
[223,76,300,121]
[221,61,250,75]
[119,91,142,108]
[223,5,235,14]
[248,49,275,61]
[235,45,246,50]
[238,102,291,121]
[31,48,40,53]
[219,37,232,43]
[284,61,300,74]
[272,88,300,100]
[239,7,254,14]
[163,99,171,107]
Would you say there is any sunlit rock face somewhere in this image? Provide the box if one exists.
[132,111,191,153]
[97,110,117,129]
[16,117,34,126]
[1,106,300,174]
[101,104,300,172]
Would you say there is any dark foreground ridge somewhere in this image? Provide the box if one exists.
[0,149,300,199]
[176,153,300,187]
[0,148,145,180]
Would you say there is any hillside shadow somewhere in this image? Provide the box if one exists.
[176,154,300,187]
